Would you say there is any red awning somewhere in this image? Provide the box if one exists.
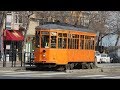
[4,30,24,41]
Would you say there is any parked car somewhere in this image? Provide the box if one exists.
[100,54,111,63]
[95,51,101,63]
[95,51,111,63]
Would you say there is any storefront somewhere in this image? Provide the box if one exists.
[3,30,24,61]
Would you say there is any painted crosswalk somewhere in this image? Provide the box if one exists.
[77,75,107,78]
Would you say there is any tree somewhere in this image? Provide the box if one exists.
[18,11,33,62]
[0,11,6,62]
[87,11,112,51]
[109,11,120,46]
[34,11,117,50]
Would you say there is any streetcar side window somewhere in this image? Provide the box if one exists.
[58,33,62,48]
[68,34,72,49]
[58,38,62,48]
[51,32,57,48]
[80,35,84,49]
[85,36,89,49]
[63,38,67,48]
[63,33,67,49]
[35,31,40,48]
[51,36,56,48]
[58,33,67,49]
[91,36,95,50]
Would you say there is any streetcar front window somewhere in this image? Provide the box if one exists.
[41,31,50,48]
[35,31,40,48]
[41,35,49,48]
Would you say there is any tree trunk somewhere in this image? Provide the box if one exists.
[115,35,119,46]
[21,11,33,64]
[96,33,101,51]
[21,18,30,63]
[0,12,6,61]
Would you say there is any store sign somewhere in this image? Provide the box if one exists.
[6,45,10,49]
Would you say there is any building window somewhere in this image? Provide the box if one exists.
[6,14,12,29]
[19,15,23,23]
[15,14,19,23]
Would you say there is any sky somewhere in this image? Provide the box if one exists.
[102,34,119,47]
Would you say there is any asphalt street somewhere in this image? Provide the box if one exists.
[0,69,119,79]
[0,63,120,79]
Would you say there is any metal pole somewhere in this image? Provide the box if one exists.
[21,52,22,67]
[24,52,25,67]
[30,52,31,66]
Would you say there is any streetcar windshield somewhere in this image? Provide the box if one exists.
[41,31,50,48]
[35,31,40,48]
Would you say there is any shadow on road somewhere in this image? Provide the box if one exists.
[25,66,65,72]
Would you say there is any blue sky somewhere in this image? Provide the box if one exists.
[102,34,119,46]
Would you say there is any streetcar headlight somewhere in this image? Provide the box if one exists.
[43,54,46,57]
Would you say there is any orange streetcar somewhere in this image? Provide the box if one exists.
[34,22,96,70]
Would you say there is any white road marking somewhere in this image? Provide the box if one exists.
[0,71,67,78]
[39,72,67,75]
[0,71,14,73]
[102,76,120,79]
[1,72,67,78]
[4,72,67,75]
[2,74,54,77]
[4,71,38,74]
[77,75,107,77]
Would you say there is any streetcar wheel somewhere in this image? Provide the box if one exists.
[90,63,94,69]
[65,64,70,70]
[70,63,74,70]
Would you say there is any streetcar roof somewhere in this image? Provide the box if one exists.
[35,23,96,33]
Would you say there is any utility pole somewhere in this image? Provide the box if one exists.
[0,11,6,64]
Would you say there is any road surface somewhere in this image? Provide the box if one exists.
[0,69,120,79]
[0,63,119,79]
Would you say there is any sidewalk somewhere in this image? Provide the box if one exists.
[0,61,27,71]
[0,61,24,67]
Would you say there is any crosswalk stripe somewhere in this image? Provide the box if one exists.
[4,72,38,74]
[39,72,67,75]
[0,71,14,73]
[1,72,67,77]
[102,76,120,79]
[77,75,107,77]
[2,74,54,77]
